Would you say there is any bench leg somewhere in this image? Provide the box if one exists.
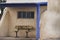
[26,31,29,38]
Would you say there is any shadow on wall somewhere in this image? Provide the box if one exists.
[0,7,9,36]
[40,6,47,14]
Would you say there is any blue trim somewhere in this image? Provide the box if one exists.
[40,2,47,6]
[36,3,40,40]
[0,3,37,7]
[0,2,47,7]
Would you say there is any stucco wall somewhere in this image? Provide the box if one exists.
[6,7,36,38]
[40,6,47,14]
[40,4,60,40]
[0,6,47,39]
[40,6,47,40]
[0,8,9,36]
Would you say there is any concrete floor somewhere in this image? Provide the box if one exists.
[44,38,60,40]
[0,37,36,40]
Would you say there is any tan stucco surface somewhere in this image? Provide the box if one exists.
[0,8,9,36]
[40,6,47,14]
[40,0,60,40]
[39,6,47,40]
[0,7,36,38]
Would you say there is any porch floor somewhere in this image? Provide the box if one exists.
[44,38,60,40]
[0,37,36,40]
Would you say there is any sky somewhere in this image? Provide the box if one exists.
[6,0,47,3]
[40,0,47,2]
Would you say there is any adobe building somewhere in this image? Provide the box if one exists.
[0,0,41,40]
[41,0,60,40]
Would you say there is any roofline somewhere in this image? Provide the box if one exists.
[0,2,47,7]
[40,2,47,6]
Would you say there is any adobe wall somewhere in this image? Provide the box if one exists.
[7,7,36,38]
[0,8,9,36]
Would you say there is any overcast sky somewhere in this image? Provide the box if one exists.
[40,0,47,2]
[6,0,47,3]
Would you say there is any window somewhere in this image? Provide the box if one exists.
[30,12,34,18]
[27,12,34,18]
[18,11,26,18]
[17,11,34,19]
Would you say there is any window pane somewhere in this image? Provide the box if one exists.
[18,12,23,18]
[17,11,34,19]
[23,12,26,18]
[27,12,30,18]
[30,12,34,18]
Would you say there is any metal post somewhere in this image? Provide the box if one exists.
[36,3,40,40]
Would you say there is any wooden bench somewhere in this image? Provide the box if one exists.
[14,26,35,38]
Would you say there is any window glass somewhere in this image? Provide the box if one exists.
[17,11,34,19]
[27,12,30,18]
[23,12,26,18]
[31,12,34,18]
[18,12,22,18]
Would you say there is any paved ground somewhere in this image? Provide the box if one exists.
[0,37,36,40]
[44,38,60,40]
[0,37,60,40]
